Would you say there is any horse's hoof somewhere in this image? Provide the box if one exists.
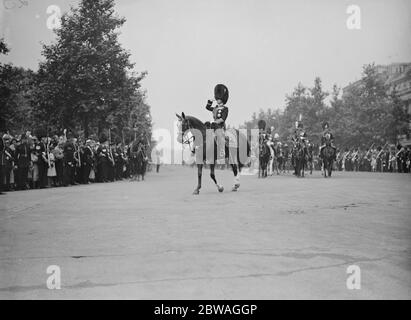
[193,189,200,195]
[232,184,240,192]
[218,186,224,193]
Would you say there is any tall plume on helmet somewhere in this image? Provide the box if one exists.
[214,84,229,104]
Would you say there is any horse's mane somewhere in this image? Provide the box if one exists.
[185,115,206,131]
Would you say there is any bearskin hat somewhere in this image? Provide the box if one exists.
[257,119,266,130]
[214,84,229,104]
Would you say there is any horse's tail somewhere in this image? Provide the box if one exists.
[237,129,251,169]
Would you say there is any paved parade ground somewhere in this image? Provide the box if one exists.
[0,166,410,299]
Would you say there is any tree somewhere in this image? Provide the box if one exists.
[243,64,409,149]
[0,39,35,133]
[35,0,150,138]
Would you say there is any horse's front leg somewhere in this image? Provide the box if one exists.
[193,164,203,194]
[210,164,224,192]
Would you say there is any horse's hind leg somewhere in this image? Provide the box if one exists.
[193,164,203,194]
[231,164,240,191]
[210,164,224,192]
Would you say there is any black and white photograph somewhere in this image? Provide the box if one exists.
[0,0,410,303]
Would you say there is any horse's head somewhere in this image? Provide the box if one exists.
[175,112,190,144]
[175,112,206,145]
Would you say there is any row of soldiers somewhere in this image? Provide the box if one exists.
[0,131,151,193]
[335,144,411,173]
[255,119,411,174]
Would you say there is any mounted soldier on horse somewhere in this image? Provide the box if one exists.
[319,121,337,177]
[129,135,149,181]
[176,84,250,194]
[291,120,308,177]
[205,84,229,165]
[257,120,271,178]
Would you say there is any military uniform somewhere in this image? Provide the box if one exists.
[15,138,31,190]
[2,138,15,191]
[319,122,336,160]
[114,146,124,180]
[292,122,307,144]
[63,140,76,186]
[35,140,48,188]
[96,143,110,182]
[82,142,94,183]
[206,84,229,163]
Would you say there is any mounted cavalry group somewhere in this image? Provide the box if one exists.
[256,119,336,179]
[175,84,337,195]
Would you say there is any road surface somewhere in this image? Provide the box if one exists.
[0,166,410,299]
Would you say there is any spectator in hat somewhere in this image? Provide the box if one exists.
[52,139,65,186]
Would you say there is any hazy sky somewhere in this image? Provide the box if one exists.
[1,0,411,135]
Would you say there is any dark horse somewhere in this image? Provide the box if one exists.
[292,139,307,178]
[321,144,336,178]
[258,135,271,178]
[281,144,290,173]
[130,140,148,181]
[176,112,250,194]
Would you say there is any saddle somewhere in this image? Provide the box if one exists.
[204,121,236,148]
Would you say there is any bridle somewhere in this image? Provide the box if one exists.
[179,119,196,154]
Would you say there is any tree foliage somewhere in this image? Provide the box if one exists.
[243,65,410,149]
[32,0,151,141]
[0,39,35,133]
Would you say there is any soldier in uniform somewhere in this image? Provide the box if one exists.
[15,134,31,190]
[96,136,111,182]
[266,133,275,176]
[1,134,14,192]
[351,148,360,171]
[292,121,307,144]
[35,135,48,188]
[319,122,336,160]
[108,142,116,181]
[63,136,76,186]
[82,139,94,184]
[396,143,404,173]
[114,142,124,180]
[205,84,229,164]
